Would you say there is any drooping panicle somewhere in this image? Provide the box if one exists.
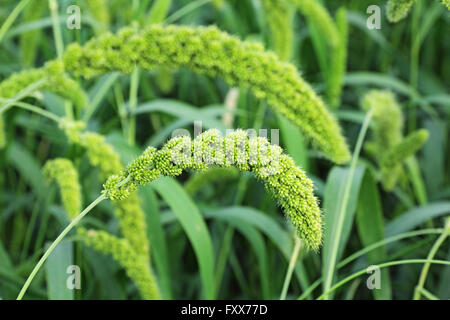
[61,25,350,164]
[103,129,323,250]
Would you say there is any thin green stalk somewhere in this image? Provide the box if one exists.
[49,0,75,120]
[128,68,140,145]
[406,157,428,205]
[417,287,439,300]
[322,108,374,299]
[164,0,213,24]
[338,228,443,268]
[0,0,31,42]
[280,237,302,300]
[83,72,120,122]
[17,194,106,300]
[49,0,64,59]
[299,228,444,300]
[0,79,46,113]
[3,101,61,123]
[214,226,235,295]
[317,259,450,300]
[20,197,44,262]
[413,222,450,299]
[114,82,129,137]
[215,102,269,294]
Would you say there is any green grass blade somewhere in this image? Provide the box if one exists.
[152,177,215,299]
[385,202,450,237]
[277,113,309,171]
[322,107,372,299]
[356,170,392,299]
[322,165,366,297]
[7,142,46,198]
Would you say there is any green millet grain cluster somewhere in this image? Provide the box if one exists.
[0,61,87,111]
[103,129,323,250]
[43,158,82,220]
[61,24,350,164]
[362,90,429,190]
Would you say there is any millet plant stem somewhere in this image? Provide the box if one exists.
[0,0,31,43]
[280,237,302,300]
[413,222,450,299]
[322,107,373,299]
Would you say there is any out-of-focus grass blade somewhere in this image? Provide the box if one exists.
[139,185,172,299]
[0,0,31,43]
[423,119,446,198]
[152,177,215,299]
[7,142,46,198]
[385,202,450,237]
[83,247,126,300]
[345,72,438,117]
[438,248,450,299]
[204,207,290,255]
[45,240,74,300]
[345,72,414,96]
[84,73,120,121]
[322,165,365,296]
[0,240,13,271]
[423,94,450,109]
[277,113,309,171]
[307,21,329,77]
[346,11,390,50]
[336,110,367,125]
[405,157,428,205]
[133,100,225,121]
[0,239,18,298]
[356,170,391,299]
[3,16,98,41]
[214,219,270,299]
[147,0,172,24]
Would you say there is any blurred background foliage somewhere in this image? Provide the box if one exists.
[0,0,449,300]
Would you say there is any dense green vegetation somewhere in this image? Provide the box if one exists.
[0,0,449,300]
